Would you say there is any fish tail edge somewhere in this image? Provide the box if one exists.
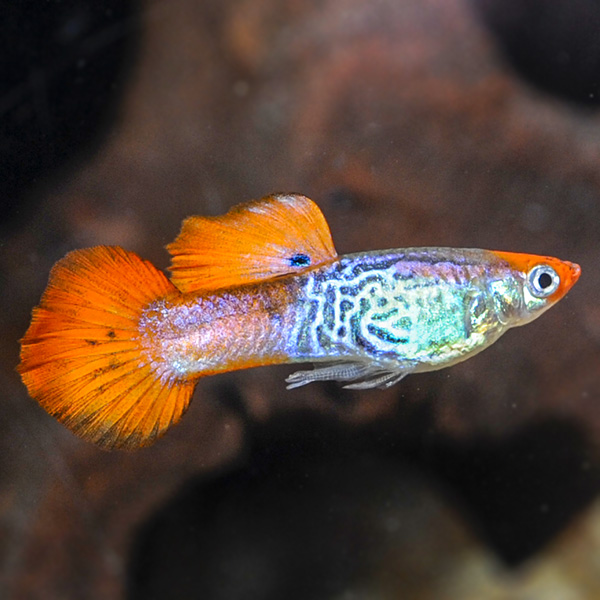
[18,246,196,450]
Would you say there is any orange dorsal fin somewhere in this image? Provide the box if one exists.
[19,246,197,450]
[167,194,338,293]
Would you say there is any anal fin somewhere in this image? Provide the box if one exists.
[286,360,414,390]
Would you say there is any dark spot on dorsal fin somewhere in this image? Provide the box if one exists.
[289,253,311,267]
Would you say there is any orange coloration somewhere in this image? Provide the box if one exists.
[18,194,581,451]
[167,193,337,293]
[490,250,581,302]
[18,246,196,450]
[18,195,337,450]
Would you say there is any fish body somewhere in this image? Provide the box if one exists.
[138,277,301,382]
[139,247,576,389]
[289,248,520,384]
[19,194,580,448]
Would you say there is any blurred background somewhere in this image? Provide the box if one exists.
[1,0,600,598]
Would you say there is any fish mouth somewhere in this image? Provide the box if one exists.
[569,261,581,281]
[562,260,581,293]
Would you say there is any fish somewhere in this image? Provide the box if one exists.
[18,194,581,449]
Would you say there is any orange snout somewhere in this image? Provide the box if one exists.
[491,251,581,302]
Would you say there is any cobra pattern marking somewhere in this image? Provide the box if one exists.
[290,250,491,367]
[293,254,420,360]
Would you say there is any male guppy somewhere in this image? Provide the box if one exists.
[19,194,580,449]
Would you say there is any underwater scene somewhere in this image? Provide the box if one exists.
[1,0,599,598]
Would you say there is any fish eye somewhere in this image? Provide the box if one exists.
[527,264,560,298]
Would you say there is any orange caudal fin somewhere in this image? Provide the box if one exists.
[167,194,338,292]
[18,246,196,450]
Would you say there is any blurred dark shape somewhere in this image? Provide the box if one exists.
[432,419,600,565]
[473,0,600,106]
[128,412,599,598]
[0,1,140,230]
[127,411,453,600]
[326,186,360,211]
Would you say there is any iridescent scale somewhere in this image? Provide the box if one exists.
[285,248,520,388]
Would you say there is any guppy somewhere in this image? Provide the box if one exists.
[19,194,580,449]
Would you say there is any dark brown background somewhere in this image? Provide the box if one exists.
[2,0,599,598]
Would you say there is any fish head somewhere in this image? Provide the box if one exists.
[490,251,581,326]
